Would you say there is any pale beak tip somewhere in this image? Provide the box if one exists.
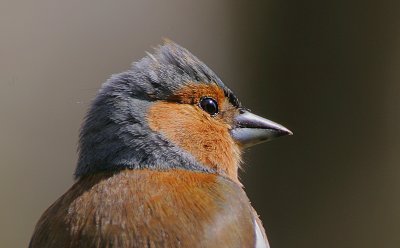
[271,126,293,138]
[282,127,293,136]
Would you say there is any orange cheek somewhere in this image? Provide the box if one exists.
[147,102,241,183]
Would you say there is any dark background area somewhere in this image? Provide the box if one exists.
[1,1,399,247]
[236,1,400,248]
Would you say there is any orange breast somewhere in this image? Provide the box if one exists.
[30,169,256,248]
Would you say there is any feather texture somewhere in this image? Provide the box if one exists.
[30,169,259,248]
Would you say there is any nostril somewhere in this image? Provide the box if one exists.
[239,108,250,114]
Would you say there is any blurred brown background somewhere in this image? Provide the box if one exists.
[1,1,399,247]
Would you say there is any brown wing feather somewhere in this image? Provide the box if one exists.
[29,169,256,248]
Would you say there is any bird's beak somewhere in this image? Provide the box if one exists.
[230,110,293,148]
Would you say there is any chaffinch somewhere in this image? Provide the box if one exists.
[29,41,292,248]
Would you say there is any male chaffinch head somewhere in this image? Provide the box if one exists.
[30,41,292,248]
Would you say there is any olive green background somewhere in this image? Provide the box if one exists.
[1,1,399,247]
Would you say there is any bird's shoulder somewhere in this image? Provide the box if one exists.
[30,169,257,248]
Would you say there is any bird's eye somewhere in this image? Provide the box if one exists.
[199,97,219,116]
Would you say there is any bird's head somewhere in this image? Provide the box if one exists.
[76,41,292,183]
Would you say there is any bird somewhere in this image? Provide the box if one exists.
[29,41,292,248]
